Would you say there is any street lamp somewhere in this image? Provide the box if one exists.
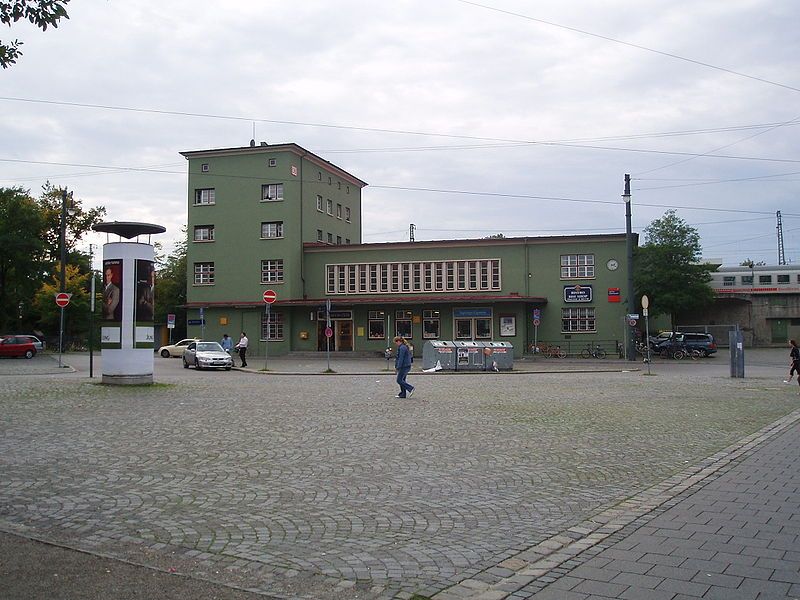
[623,174,635,361]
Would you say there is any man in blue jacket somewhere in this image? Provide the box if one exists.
[393,336,415,398]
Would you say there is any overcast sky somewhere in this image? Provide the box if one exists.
[2,0,798,266]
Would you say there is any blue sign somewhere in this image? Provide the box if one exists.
[564,285,593,302]
[454,307,492,318]
[533,308,541,319]
[188,319,205,325]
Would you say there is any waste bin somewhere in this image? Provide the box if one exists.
[422,340,456,371]
[482,341,514,370]
[453,341,487,371]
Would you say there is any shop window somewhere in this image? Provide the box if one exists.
[475,318,492,339]
[368,311,386,339]
[455,319,472,339]
[395,310,412,338]
[423,310,440,339]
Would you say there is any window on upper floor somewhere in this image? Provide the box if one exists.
[268,158,277,167]
[261,259,284,283]
[336,235,342,245]
[317,229,323,242]
[327,232,333,244]
[336,203,342,219]
[194,188,215,205]
[261,183,284,202]
[193,225,214,242]
[194,262,214,285]
[201,163,209,172]
[345,207,351,222]
[326,199,333,215]
[561,254,595,279]
[316,195,323,212]
[260,221,284,239]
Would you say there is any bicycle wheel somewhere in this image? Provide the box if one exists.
[580,348,591,359]
[596,348,607,359]
[672,349,685,360]
[556,348,567,359]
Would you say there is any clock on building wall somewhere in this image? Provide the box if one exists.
[606,259,619,271]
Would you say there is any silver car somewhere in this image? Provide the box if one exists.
[182,341,233,370]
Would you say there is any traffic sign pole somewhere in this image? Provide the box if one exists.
[262,290,278,371]
[54,292,71,368]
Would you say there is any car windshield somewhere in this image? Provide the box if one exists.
[197,342,224,352]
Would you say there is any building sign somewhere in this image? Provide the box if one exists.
[564,284,593,303]
[454,307,492,318]
[607,287,621,303]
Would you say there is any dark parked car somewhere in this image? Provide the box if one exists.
[0,336,37,359]
[655,332,717,357]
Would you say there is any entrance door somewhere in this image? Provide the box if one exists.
[771,319,788,344]
[337,320,353,351]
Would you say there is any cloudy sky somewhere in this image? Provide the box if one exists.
[2,0,798,266]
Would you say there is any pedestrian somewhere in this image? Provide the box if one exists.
[785,339,800,386]
[220,333,233,356]
[235,332,249,368]
[393,335,415,398]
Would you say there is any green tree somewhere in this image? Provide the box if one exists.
[33,262,90,347]
[1,0,71,68]
[0,187,47,331]
[635,210,715,332]
[155,232,187,339]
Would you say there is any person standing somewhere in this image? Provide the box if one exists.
[785,339,800,386]
[220,333,233,356]
[393,335,415,398]
[235,332,249,368]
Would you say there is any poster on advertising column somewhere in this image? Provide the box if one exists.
[102,259,123,322]
[135,259,155,323]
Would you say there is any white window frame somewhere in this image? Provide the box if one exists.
[345,207,351,222]
[561,307,596,332]
[316,195,323,212]
[260,259,284,283]
[260,221,284,239]
[193,225,214,242]
[194,188,215,205]
[261,311,284,341]
[194,262,214,285]
[261,183,284,202]
[561,254,595,279]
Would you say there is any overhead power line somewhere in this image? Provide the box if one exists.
[455,0,800,94]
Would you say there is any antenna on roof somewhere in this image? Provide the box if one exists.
[409,223,416,242]
[777,210,786,265]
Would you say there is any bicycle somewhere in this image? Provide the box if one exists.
[580,343,606,359]
[543,343,567,359]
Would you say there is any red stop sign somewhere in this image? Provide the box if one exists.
[55,292,71,308]
[262,289,277,304]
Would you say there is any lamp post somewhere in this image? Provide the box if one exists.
[623,174,635,361]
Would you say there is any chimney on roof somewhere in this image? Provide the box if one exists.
[249,139,256,147]
[260,141,268,146]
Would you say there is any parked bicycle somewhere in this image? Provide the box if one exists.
[531,343,567,358]
[580,343,606,359]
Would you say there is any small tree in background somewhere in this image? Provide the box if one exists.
[635,210,715,332]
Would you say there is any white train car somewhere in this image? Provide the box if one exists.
[710,265,800,295]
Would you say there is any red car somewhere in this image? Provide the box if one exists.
[0,335,37,359]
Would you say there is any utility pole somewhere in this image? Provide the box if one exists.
[623,174,635,361]
[777,211,786,265]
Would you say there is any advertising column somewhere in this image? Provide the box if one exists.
[100,242,156,384]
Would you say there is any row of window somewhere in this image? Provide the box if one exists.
[316,196,351,222]
[326,260,502,295]
[721,274,798,286]
[253,307,596,342]
[194,260,285,285]
[194,184,285,206]
[193,222,285,242]
[316,230,351,245]
[200,158,280,172]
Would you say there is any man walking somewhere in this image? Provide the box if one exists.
[235,332,249,368]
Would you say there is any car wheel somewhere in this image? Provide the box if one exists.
[195,358,201,370]
[183,358,189,369]
[160,349,170,358]
[701,350,709,357]
[24,349,34,359]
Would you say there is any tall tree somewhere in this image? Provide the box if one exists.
[155,232,187,339]
[635,210,715,332]
[33,262,90,346]
[1,0,70,68]
[0,187,47,331]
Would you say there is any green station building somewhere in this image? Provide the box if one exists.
[180,143,636,358]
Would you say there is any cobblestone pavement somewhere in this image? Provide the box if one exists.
[0,350,798,598]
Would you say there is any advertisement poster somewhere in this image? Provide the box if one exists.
[135,259,155,323]
[102,259,123,322]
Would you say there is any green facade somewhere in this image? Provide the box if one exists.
[182,144,636,358]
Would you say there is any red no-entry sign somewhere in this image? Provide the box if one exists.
[55,292,72,308]
[262,289,277,304]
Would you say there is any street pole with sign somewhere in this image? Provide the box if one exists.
[642,294,651,375]
[623,174,636,361]
[262,290,277,371]
[325,299,332,371]
[89,246,95,378]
